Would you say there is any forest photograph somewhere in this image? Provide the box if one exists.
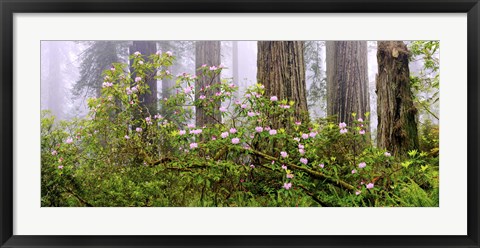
[41,40,439,207]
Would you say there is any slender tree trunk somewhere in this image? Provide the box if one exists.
[257,41,308,125]
[195,41,221,127]
[45,42,65,120]
[326,41,369,125]
[232,41,239,91]
[376,41,419,155]
[129,41,157,114]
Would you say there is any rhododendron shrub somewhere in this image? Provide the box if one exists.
[41,53,439,207]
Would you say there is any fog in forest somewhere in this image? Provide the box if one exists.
[41,40,439,139]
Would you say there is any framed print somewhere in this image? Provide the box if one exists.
[1,0,479,247]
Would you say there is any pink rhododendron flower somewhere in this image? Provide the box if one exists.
[131,86,138,92]
[211,136,217,141]
[65,138,73,144]
[340,128,348,134]
[294,137,300,142]
[124,135,130,139]
[280,151,288,158]
[255,126,263,132]
[187,124,195,129]
[286,173,294,179]
[133,51,141,56]
[145,117,152,125]
[384,152,391,157]
[355,191,361,195]
[190,129,202,135]
[231,138,240,144]
[241,104,247,109]
[319,163,324,168]
[165,51,173,56]
[58,165,64,169]
[352,169,356,174]
[358,118,363,122]
[156,50,162,55]
[302,133,309,139]
[184,87,192,94]
[178,130,186,135]
[51,150,58,156]
[272,160,275,165]
[250,164,255,168]
[126,88,132,95]
[298,144,304,149]
[199,95,206,100]
[136,127,142,133]
[259,84,265,89]
[138,61,144,65]
[221,132,229,138]
[339,122,347,129]
[282,164,287,170]
[269,129,277,135]
[110,67,115,71]
[300,158,308,165]
[135,77,142,82]
[247,111,255,117]
[102,82,113,88]
[358,162,366,168]
[270,96,278,101]
[190,143,198,149]
[265,126,271,131]
[209,66,217,71]
[283,182,292,190]
[245,93,251,98]
[366,183,374,189]
[309,132,317,138]
[229,128,237,134]
[359,130,366,135]
[295,121,302,126]
[299,149,305,155]
[219,107,227,112]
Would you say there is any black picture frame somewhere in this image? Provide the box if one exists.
[1,0,479,247]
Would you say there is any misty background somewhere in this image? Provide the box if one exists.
[40,41,439,138]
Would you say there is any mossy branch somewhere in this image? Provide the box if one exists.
[250,149,354,191]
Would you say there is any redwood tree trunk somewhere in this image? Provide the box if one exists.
[195,41,221,127]
[257,41,308,125]
[326,41,369,124]
[376,41,419,155]
[130,41,158,114]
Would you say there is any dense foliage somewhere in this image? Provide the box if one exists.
[41,52,439,207]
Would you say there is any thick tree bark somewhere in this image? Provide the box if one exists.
[130,41,157,114]
[257,41,308,125]
[195,41,221,127]
[376,41,419,155]
[326,41,370,125]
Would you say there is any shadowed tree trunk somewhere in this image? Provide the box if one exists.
[195,41,221,127]
[257,41,308,126]
[376,41,419,155]
[326,41,369,125]
[129,41,157,114]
